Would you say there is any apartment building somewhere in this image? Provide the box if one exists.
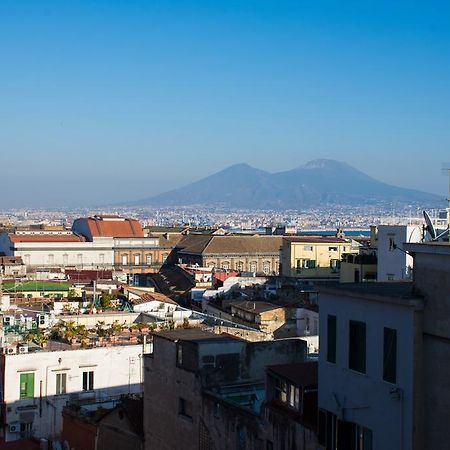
[143,329,314,450]
[318,282,423,450]
[0,342,147,442]
[281,236,358,279]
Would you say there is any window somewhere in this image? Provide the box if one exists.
[48,254,54,265]
[262,261,271,274]
[330,259,341,272]
[82,371,94,391]
[337,421,372,450]
[56,373,67,395]
[250,262,257,272]
[303,245,313,252]
[288,385,300,410]
[24,254,31,265]
[383,328,397,383]
[99,253,105,264]
[178,397,193,418]
[77,254,83,265]
[387,274,395,281]
[122,255,128,265]
[297,259,316,270]
[177,343,183,365]
[329,246,338,252]
[134,254,140,265]
[221,262,230,270]
[274,378,287,403]
[236,261,244,271]
[146,254,152,265]
[327,315,337,363]
[318,409,337,449]
[19,373,34,399]
[62,253,68,266]
[237,426,246,450]
[349,321,366,373]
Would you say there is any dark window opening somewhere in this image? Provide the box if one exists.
[327,315,337,363]
[383,327,397,383]
[349,321,366,373]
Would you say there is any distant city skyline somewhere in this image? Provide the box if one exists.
[1,0,450,208]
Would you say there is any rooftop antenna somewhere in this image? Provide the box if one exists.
[423,211,449,242]
[443,163,450,241]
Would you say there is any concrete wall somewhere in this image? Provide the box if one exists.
[59,312,140,328]
[144,338,200,450]
[405,244,450,450]
[9,238,115,268]
[296,308,319,336]
[144,335,307,450]
[318,291,422,450]
[377,225,421,281]
[97,408,143,450]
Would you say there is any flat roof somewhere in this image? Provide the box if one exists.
[153,328,238,343]
[268,361,317,387]
[405,241,450,256]
[230,300,282,313]
[317,282,423,308]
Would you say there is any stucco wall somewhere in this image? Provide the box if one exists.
[318,291,422,450]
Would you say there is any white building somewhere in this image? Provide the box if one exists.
[318,283,423,450]
[0,232,115,268]
[377,225,422,281]
[0,342,148,442]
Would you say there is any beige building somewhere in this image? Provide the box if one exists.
[175,235,282,274]
[339,251,377,283]
[230,300,295,338]
[281,236,358,279]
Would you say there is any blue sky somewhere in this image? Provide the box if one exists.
[1,0,450,207]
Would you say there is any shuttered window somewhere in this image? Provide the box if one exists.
[20,373,34,399]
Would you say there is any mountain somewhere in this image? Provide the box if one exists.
[132,159,442,209]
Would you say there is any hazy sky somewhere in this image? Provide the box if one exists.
[1,0,450,208]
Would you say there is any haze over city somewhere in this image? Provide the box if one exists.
[2,0,450,208]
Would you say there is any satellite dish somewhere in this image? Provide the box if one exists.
[423,210,450,241]
[423,211,437,240]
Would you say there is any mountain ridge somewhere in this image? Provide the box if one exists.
[131,159,442,209]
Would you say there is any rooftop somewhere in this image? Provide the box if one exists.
[283,236,349,244]
[178,235,283,255]
[73,216,144,238]
[230,300,283,314]
[318,282,423,307]
[134,292,178,306]
[153,328,237,343]
[9,233,85,243]
[268,361,318,387]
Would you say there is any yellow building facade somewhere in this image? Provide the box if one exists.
[281,237,359,278]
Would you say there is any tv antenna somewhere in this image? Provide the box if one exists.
[423,210,449,242]
[443,163,450,241]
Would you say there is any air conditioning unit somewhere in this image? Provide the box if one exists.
[18,344,28,354]
[3,316,15,326]
[7,347,17,355]
[8,422,20,433]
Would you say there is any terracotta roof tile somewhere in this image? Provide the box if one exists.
[283,236,349,243]
[9,234,85,243]
[75,216,144,238]
[179,235,282,255]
